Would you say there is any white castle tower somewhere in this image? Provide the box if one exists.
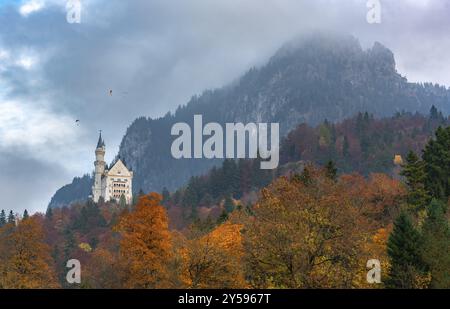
[92,132,133,204]
[92,132,106,202]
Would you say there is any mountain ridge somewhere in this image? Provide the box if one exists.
[48,34,450,209]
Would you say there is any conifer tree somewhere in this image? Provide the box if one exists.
[0,210,6,227]
[299,165,312,186]
[386,213,425,288]
[420,199,450,288]
[224,195,235,213]
[217,210,228,225]
[422,126,450,200]
[325,160,338,181]
[7,211,15,225]
[429,105,439,120]
[119,194,127,209]
[161,187,170,204]
[400,151,430,210]
[343,135,350,157]
[45,207,53,220]
[23,209,29,220]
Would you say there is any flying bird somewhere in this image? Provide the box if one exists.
[109,89,113,96]
[75,119,80,125]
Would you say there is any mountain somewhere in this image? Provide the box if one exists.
[48,33,450,209]
[48,175,93,209]
[163,111,449,229]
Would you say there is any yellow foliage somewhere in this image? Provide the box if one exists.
[115,193,172,288]
[0,217,59,288]
[243,170,371,288]
[176,222,247,289]
[79,242,92,252]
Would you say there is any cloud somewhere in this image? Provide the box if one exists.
[0,153,72,214]
[19,0,44,16]
[0,100,78,150]
[0,0,449,214]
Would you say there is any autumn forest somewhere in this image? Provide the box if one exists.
[0,110,449,289]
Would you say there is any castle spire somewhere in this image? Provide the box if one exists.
[96,130,105,148]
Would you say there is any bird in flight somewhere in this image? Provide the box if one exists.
[109,89,113,96]
[75,119,80,126]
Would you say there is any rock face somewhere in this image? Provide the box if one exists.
[48,34,450,208]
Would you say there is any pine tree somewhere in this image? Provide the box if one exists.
[400,151,430,210]
[420,199,450,288]
[119,194,127,209]
[325,160,338,181]
[429,105,439,120]
[342,135,350,157]
[224,195,235,213]
[0,210,6,227]
[138,188,145,197]
[299,166,312,186]
[7,211,15,225]
[222,159,240,197]
[22,210,29,220]
[386,213,425,288]
[422,126,450,200]
[216,210,228,225]
[161,187,170,204]
[63,229,76,261]
[45,207,53,220]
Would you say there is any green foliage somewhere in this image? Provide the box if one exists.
[299,166,313,186]
[173,157,274,212]
[63,229,76,260]
[342,135,350,158]
[119,194,127,209]
[400,151,430,211]
[216,210,228,225]
[45,207,53,220]
[7,211,15,225]
[423,126,450,200]
[0,210,6,227]
[161,187,170,205]
[72,200,107,232]
[325,160,338,181]
[386,213,425,288]
[281,112,449,177]
[420,200,450,288]
[224,196,235,213]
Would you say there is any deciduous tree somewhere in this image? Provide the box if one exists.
[115,193,172,288]
[0,216,59,288]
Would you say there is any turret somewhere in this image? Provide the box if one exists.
[92,132,106,202]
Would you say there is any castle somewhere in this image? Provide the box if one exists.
[92,132,133,204]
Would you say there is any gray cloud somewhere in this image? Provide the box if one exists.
[0,152,71,214]
[0,0,449,213]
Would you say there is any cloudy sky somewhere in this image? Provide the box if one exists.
[0,0,449,214]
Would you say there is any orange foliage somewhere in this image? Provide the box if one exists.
[83,248,121,288]
[244,169,375,288]
[114,193,172,288]
[176,222,247,288]
[0,216,59,288]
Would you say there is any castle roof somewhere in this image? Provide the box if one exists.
[97,132,105,148]
[107,158,133,177]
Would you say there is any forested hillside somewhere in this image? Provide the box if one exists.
[48,34,450,208]
[2,125,449,288]
[162,109,448,228]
